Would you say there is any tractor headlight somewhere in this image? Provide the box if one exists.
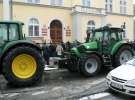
[86,46,90,49]
[125,79,135,87]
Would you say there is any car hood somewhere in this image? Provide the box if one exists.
[110,64,135,81]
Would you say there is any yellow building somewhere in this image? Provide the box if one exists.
[0,0,134,43]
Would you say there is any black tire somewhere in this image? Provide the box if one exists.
[2,45,44,87]
[79,54,102,77]
[114,45,133,67]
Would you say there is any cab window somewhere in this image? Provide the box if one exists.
[110,32,117,41]
[93,31,103,41]
[104,31,109,41]
[0,24,8,41]
[9,24,19,40]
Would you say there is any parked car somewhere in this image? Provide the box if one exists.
[106,57,135,96]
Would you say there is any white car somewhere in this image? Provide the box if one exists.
[106,58,135,96]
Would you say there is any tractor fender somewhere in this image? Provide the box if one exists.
[111,41,132,55]
[0,40,42,74]
[83,51,103,63]
[3,40,42,54]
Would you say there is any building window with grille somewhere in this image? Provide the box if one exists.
[28,18,39,37]
[87,20,95,31]
[50,0,63,6]
[27,0,40,4]
[82,0,90,7]
[105,0,112,12]
[120,0,127,14]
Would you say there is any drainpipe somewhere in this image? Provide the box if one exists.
[3,0,12,20]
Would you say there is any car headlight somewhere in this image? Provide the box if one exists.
[106,73,111,80]
[126,79,135,87]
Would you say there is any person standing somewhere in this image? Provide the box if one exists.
[56,43,64,57]
[43,43,50,65]
[65,41,71,52]
[86,29,91,42]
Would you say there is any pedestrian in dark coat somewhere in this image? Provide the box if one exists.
[43,43,50,65]
[49,43,56,57]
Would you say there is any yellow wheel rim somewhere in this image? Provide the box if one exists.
[12,54,37,79]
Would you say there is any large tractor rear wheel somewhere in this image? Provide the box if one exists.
[79,54,101,77]
[2,46,44,87]
[114,45,133,67]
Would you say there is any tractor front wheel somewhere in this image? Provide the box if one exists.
[79,54,101,77]
[2,46,44,87]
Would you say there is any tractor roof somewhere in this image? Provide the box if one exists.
[0,20,24,25]
[94,26,124,32]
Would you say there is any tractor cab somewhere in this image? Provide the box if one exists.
[0,21,24,43]
[0,21,24,52]
[91,26,125,54]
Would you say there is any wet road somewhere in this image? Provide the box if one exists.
[0,69,134,100]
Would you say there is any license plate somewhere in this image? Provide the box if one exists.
[111,82,123,89]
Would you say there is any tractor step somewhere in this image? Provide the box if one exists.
[44,65,58,71]
[103,55,112,66]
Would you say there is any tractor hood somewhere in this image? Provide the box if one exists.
[81,41,98,50]
[70,41,98,57]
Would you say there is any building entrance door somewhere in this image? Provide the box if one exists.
[50,20,62,44]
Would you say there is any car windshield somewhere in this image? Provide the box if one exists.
[126,58,135,66]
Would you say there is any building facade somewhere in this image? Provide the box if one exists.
[0,0,134,43]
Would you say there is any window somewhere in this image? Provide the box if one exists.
[105,0,112,12]
[50,0,63,6]
[110,32,117,41]
[93,31,103,41]
[82,0,90,7]
[120,0,127,14]
[9,24,19,40]
[104,31,109,41]
[87,20,95,31]
[0,24,19,41]
[27,0,40,4]
[28,18,39,36]
[0,24,8,41]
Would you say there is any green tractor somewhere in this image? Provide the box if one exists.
[59,26,134,76]
[0,21,44,86]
